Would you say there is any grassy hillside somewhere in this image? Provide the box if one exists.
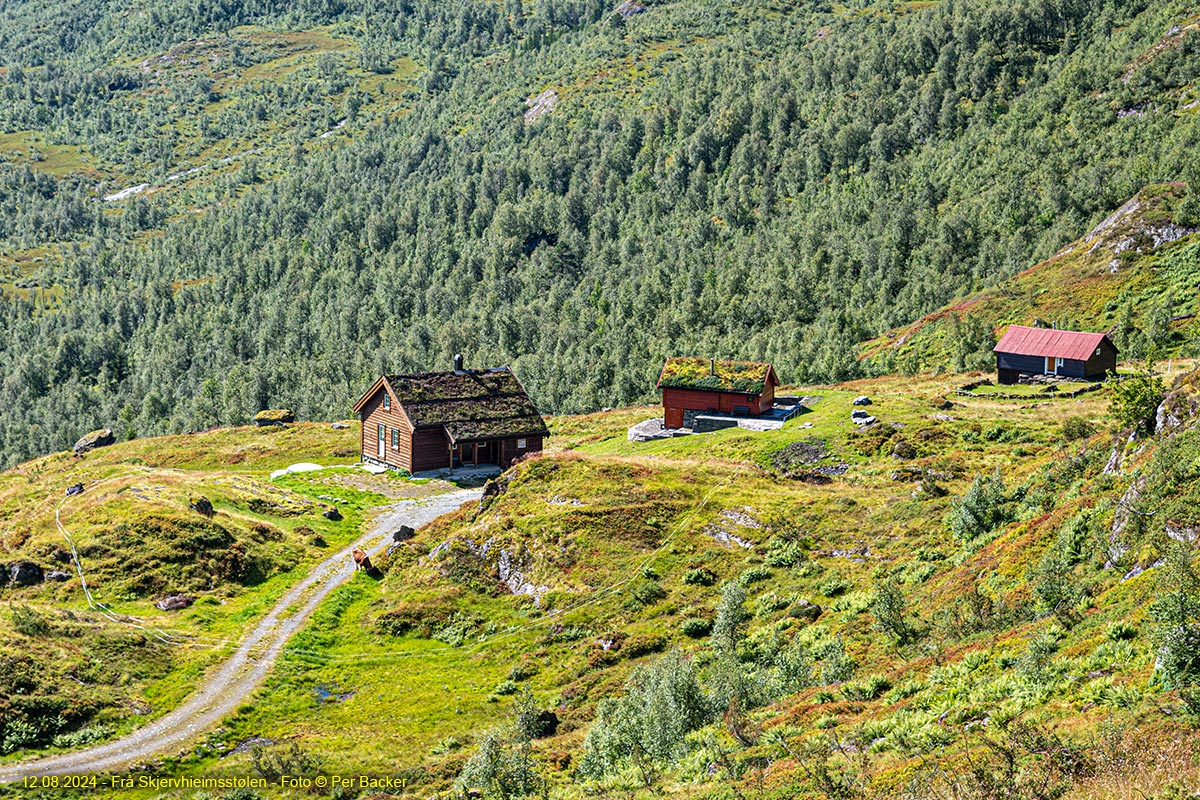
[863,182,1200,372]
[0,420,457,758]
[7,368,1198,798]
[5,1,1200,466]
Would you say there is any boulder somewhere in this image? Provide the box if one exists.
[852,396,873,406]
[44,570,71,582]
[64,483,84,497]
[891,441,916,460]
[190,496,215,517]
[932,396,954,410]
[788,600,823,622]
[331,422,350,430]
[73,429,114,455]
[393,525,415,543]
[253,409,295,427]
[322,507,343,522]
[852,414,877,426]
[8,561,43,587]
[155,594,194,611]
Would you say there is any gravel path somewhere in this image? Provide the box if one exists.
[0,488,480,782]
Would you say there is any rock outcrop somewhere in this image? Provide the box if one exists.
[73,429,115,454]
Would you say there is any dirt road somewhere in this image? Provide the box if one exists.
[0,488,480,782]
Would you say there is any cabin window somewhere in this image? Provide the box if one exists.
[383,393,390,410]
[517,438,527,450]
[391,428,399,449]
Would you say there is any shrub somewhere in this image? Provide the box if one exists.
[755,591,789,616]
[1105,621,1136,642]
[818,576,850,597]
[871,579,919,646]
[494,680,519,696]
[682,566,718,586]
[738,566,772,586]
[712,583,750,654]
[1061,417,1096,442]
[627,577,667,608]
[10,606,50,637]
[1150,543,1200,692]
[1108,365,1165,435]
[764,537,805,568]
[680,617,713,638]
[816,636,856,684]
[947,470,1013,547]
[841,674,891,701]
[579,650,713,786]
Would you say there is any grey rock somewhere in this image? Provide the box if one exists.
[322,507,343,522]
[330,422,350,430]
[393,525,415,542]
[155,594,194,611]
[44,570,71,582]
[64,483,84,497]
[8,561,43,587]
[788,600,823,622]
[852,414,877,426]
[73,429,115,455]
[852,396,873,406]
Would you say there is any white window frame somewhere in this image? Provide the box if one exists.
[383,392,390,410]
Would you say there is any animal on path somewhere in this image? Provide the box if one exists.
[351,548,373,572]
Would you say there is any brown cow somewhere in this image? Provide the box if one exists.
[351,548,373,572]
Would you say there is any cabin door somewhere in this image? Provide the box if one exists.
[377,424,385,459]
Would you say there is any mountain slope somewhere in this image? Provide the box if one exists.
[1,369,1193,798]
[862,182,1200,372]
[3,1,1200,466]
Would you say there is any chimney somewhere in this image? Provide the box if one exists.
[710,358,715,376]
[454,354,465,372]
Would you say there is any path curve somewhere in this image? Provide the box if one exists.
[0,488,481,782]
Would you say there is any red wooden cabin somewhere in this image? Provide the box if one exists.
[656,357,780,430]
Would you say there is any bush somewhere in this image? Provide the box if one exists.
[10,606,50,637]
[1061,417,1096,442]
[738,566,772,586]
[682,566,718,586]
[580,650,713,786]
[1108,366,1165,435]
[1150,544,1200,692]
[947,470,1013,547]
[818,576,849,597]
[841,674,891,701]
[1105,621,1136,642]
[712,583,750,654]
[494,680,519,696]
[680,617,713,638]
[627,577,667,608]
[764,537,805,567]
[871,579,918,646]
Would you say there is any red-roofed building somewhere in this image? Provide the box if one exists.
[993,325,1118,384]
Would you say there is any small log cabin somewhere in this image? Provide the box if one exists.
[353,359,548,473]
[657,357,780,430]
[993,325,1118,384]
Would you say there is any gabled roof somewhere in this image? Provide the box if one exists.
[656,357,779,395]
[993,325,1116,361]
[353,368,549,443]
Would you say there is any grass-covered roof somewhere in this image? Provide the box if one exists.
[656,357,778,394]
[383,369,549,443]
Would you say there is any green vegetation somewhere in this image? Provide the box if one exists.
[4,1,1200,467]
[1,367,1199,797]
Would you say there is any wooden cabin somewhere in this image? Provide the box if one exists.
[993,325,1118,384]
[352,358,548,473]
[657,357,780,430]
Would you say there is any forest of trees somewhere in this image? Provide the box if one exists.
[1,0,1199,466]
